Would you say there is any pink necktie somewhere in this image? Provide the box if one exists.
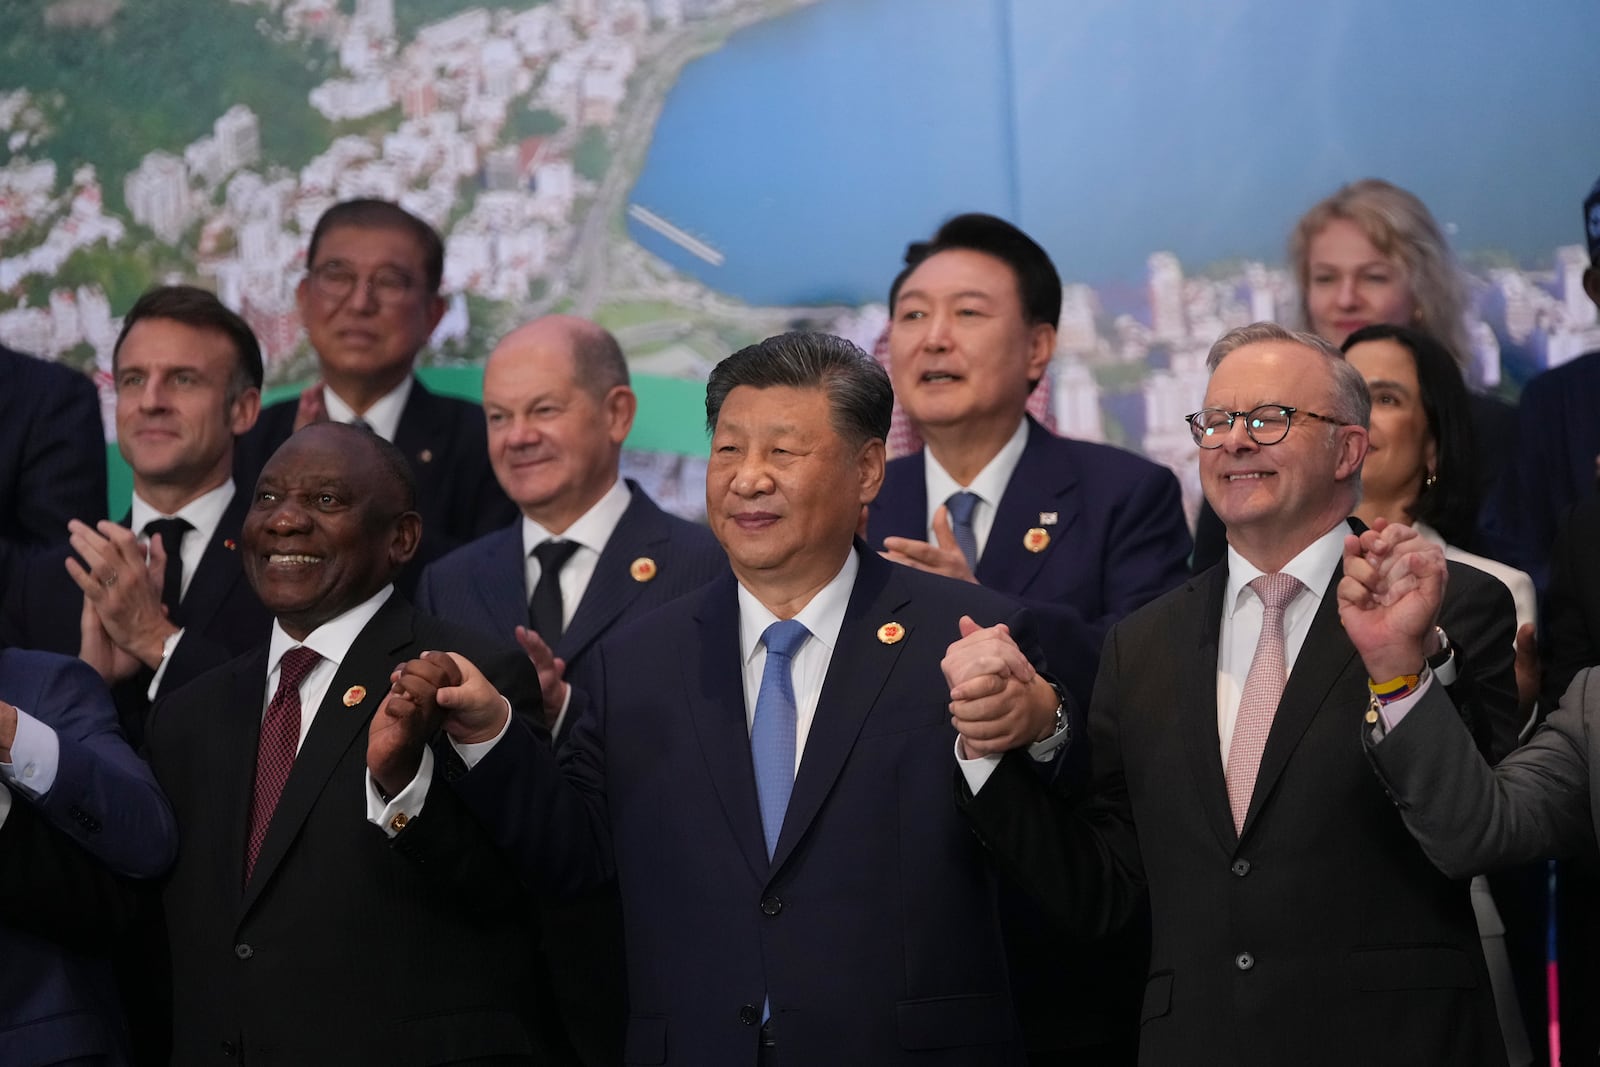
[246,645,322,882]
[1224,573,1303,835]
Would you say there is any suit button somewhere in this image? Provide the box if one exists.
[1231,859,1251,877]
[738,1004,759,1026]
[234,943,254,960]
[220,1040,238,1058]
[1235,951,1255,971]
[760,896,783,917]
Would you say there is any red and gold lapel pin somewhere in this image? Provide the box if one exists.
[342,685,367,707]
[877,621,905,645]
[630,557,657,582]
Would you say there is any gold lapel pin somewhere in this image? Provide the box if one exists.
[1023,528,1051,553]
[877,621,905,645]
[630,557,657,582]
[418,448,433,464]
[224,538,237,550]
[1038,511,1058,526]
[342,685,367,707]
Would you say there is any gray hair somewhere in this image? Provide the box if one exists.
[1206,321,1370,431]
[705,331,892,448]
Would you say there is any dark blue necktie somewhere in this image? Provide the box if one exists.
[945,491,982,571]
[751,619,809,859]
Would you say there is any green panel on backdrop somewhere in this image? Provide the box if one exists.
[105,368,708,514]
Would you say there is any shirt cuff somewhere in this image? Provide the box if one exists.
[954,736,1004,794]
[1371,670,1435,740]
[450,697,514,770]
[0,710,61,797]
[365,745,434,838]
[146,628,186,700]
[547,685,574,743]
[1027,719,1071,763]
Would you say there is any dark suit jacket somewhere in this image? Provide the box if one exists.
[417,481,726,745]
[960,550,1514,1066]
[867,417,1191,711]
[0,647,176,1067]
[454,548,1036,1065]
[236,379,517,592]
[1,489,273,747]
[144,596,549,1066]
[1543,494,1600,710]
[0,346,106,626]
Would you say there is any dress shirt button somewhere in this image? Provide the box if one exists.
[22,763,35,779]
[1234,951,1255,972]
[234,943,254,960]
[1230,859,1251,877]
[760,896,783,917]
[738,1004,760,1026]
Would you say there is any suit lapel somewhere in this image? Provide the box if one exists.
[176,488,250,633]
[393,379,444,497]
[239,598,408,916]
[220,649,269,914]
[558,483,668,662]
[469,524,530,636]
[1177,566,1241,853]
[1239,563,1356,837]
[683,575,771,883]
[870,451,930,545]
[770,550,906,874]
[976,419,1075,594]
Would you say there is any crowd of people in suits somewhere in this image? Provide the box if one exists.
[1,175,1599,1067]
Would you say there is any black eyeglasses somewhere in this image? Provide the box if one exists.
[1184,404,1349,449]
[306,261,418,307]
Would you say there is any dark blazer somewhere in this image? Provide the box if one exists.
[144,595,549,1066]
[1543,494,1600,709]
[236,379,517,591]
[417,481,726,745]
[867,417,1191,711]
[0,647,177,1067]
[0,346,106,625]
[959,550,1515,1066]
[1,488,273,746]
[454,548,1036,1066]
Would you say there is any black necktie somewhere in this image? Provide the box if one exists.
[144,517,193,624]
[529,540,581,647]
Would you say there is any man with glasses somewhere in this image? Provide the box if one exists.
[956,322,1517,1064]
[236,199,514,588]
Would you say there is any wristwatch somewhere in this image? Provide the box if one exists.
[1029,678,1071,762]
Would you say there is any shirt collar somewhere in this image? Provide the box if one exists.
[520,476,630,556]
[131,479,236,545]
[323,375,413,442]
[737,546,860,668]
[923,417,1029,508]
[1223,520,1346,618]
[266,585,394,677]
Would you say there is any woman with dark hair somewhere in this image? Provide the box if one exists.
[1342,323,1534,630]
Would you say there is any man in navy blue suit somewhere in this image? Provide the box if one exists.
[416,314,723,1066]
[0,643,177,1066]
[868,213,1190,713]
[867,214,1191,1063]
[405,332,1068,1065]
[235,199,515,592]
[28,287,275,750]
[417,314,724,745]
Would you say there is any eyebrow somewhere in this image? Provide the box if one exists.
[897,287,997,303]
[1364,378,1413,394]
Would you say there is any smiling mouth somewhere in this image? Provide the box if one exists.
[1224,472,1273,482]
[921,372,962,383]
[266,553,323,565]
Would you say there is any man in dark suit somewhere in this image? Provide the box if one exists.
[959,323,1512,1065]
[418,315,723,1065]
[0,343,107,646]
[867,213,1190,1063]
[406,332,1068,1065]
[1,643,177,1066]
[867,213,1190,715]
[235,199,515,590]
[418,314,724,744]
[143,421,548,1065]
[23,287,273,751]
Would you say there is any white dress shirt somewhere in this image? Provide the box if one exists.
[323,375,413,442]
[136,480,238,698]
[921,418,1029,560]
[0,706,63,826]
[735,551,858,776]
[521,476,632,635]
[264,586,394,751]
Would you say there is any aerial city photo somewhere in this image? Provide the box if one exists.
[2,0,1597,519]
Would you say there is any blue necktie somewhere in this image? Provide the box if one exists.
[751,619,809,860]
[945,491,982,571]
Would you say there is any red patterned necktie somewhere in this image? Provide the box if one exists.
[1224,572,1304,835]
[245,645,322,882]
